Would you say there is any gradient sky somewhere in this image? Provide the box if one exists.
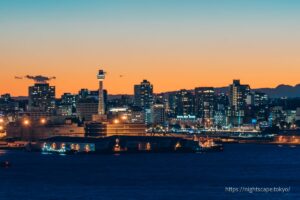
[1,0,300,96]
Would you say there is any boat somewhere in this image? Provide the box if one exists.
[199,138,223,152]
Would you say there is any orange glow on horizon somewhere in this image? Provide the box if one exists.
[1,30,300,97]
[1,0,300,97]
[1,65,299,97]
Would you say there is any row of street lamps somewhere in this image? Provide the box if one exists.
[22,118,47,127]
[113,115,128,124]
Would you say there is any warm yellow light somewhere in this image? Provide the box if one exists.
[121,115,128,120]
[40,118,47,124]
[0,126,3,131]
[113,119,120,124]
[23,119,30,126]
[0,118,4,123]
[85,144,90,152]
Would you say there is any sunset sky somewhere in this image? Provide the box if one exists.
[1,0,300,96]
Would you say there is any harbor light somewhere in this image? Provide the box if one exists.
[40,118,47,125]
[23,119,30,126]
[113,119,120,124]
[121,115,128,120]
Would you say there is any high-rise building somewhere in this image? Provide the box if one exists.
[77,98,98,121]
[78,89,107,108]
[269,106,285,126]
[253,92,269,107]
[214,93,229,127]
[228,80,250,126]
[214,105,227,127]
[134,80,153,110]
[175,90,194,117]
[244,91,269,123]
[151,104,166,126]
[56,93,78,116]
[78,89,90,99]
[28,83,56,113]
[229,80,250,109]
[106,95,132,109]
[0,93,19,114]
[61,93,78,107]
[195,87,215,125]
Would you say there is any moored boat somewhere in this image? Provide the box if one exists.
[199,138,223,152]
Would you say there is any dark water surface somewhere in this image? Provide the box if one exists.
[0,144,299,200]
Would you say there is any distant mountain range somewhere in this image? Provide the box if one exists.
[107,84,300,99]
[254,84,300,98]
[157,84,300,98]
[215,84,300,98]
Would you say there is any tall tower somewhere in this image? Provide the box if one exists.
[97,69,106,115]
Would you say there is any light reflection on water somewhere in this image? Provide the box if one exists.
[1,144,300,199]
[41,151,66,156]
[41,152,52,155]
[0,150,7,156]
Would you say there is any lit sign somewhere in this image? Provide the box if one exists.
[109,108,128,112]
[176,115,196,119]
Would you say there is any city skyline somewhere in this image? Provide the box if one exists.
[1,74,300,97]
[1,1,300,199]
[1,0,300,96]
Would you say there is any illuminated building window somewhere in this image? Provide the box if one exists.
[85,144,90,152]
[146,142,151,151]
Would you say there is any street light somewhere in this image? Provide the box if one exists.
[23,119,30,126]
[113,119,120,124]
[0,126,3,131]
[121,115,128,121]
[0,118,4,123]
[40,118,47,125]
